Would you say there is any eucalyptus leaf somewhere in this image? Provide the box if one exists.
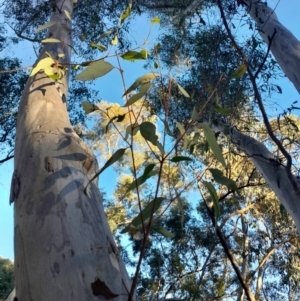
[123,83,151,107]
[140,122,158,145]
[153,227,175,238]
[35,21,58,32]
[81,101,100,114]
[199,124,226,168]
[203,181,220,225]
[121,197,165,233]
[75,60,114,81]
[41,38,61,43]
[171,156,192,162]
[123,73,159,96]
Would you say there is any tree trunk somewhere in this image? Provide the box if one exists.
[11,1,133,300]
[229,126,300,232]
[243,0,300,93]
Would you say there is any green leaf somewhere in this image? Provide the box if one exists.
[199,124,226,168]
[105,114,127,133]
[82,101,100,114]
[121,197,165,233]
[140,122,158,145]
[64,10,72,20]
[125,123,140,140]
[176,121,188,151]
[123,73,159,96]
[153,227,175,238]
[151,17,161,24]
[213,93,233,115]
[30,57,55,77]
[209,169,239,194]
[84,148,127,194]
[203,181,220,225]
[191,106,198,120]
[123,83,152,107]
[41,38,61,43]
[98,148,127,175]
[230,64,247,78]
[120,6,131,23]
[35,21,58,32]
[111,35,118,45]
[121,49,148,61]
[90,41,106,52]
[176,82,190,98]
[75,60,114,81]
[156,141,165,155]
[171,156,192,162]
[126,164,158,193]
[95,29,114,42]
[154,62,159,69]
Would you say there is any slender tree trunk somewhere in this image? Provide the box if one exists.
[236,216,249,301]
[243,0,300,93]
[10,1,133,300]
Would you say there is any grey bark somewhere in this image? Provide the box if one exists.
[236,217,249,301]
[229,126,300,233]
[10,1,134,300]
[244,0,300,93]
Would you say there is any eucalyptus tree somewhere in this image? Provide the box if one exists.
[4,0,136,300]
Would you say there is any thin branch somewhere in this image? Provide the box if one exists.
[199,188,256,301]
[0,154,14,164]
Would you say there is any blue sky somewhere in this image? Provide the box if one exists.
[1,0,300,260]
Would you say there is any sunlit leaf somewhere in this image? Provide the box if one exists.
[123,83,151,107]
[120,6,131,23]
[30,57,54,77]
[123,73,159,96]
[41,38,61,43]
[111,35,118,45]
[176,82,190,98]
[230,64,247,78]
[151,17,161,24]
[75,60,114,81]
[90,41,106,52]
[35,21,58,32]
[64,10,72,20]
[81,101,100,114]
[153,227,175,238]
[121,49,148,61]
[95,29,114,42]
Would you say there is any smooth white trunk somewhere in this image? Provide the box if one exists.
[244,0,300,93]
[11,1,133,300]
[229,126,300,232]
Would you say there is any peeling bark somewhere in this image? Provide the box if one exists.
[11,1,134,300]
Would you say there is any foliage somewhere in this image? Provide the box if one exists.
[0,257,14,301]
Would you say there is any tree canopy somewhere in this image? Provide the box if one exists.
[1,0,300,300]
